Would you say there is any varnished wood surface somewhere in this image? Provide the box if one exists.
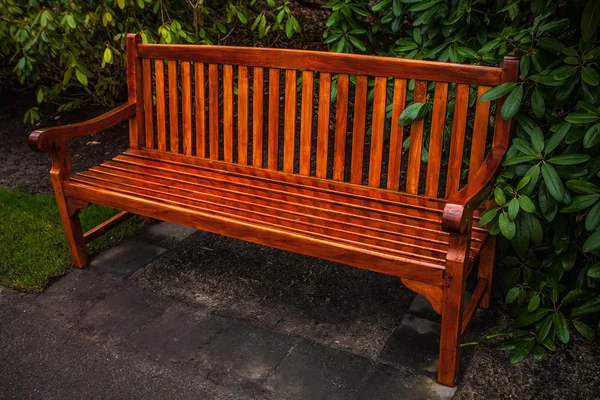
[29,103,135,152]
[137,44,503,85]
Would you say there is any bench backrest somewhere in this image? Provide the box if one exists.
[126,34,518,199]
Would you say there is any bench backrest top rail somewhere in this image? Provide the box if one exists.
[136,43,503,87]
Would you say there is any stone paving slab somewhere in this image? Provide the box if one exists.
[264,340,374,400]
[89,237,166,279]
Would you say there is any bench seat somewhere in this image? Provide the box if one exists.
[64,148,487,284]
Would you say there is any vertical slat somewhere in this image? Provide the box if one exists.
[405,80,428,194]
[469,85,492,182]
[445,84,470,197]
[299,71,314,176]
[386,79,407,190]
[208,63,219,160]
[252,67,264,168]
[126,34,144,149]
[238,66,249,165]
[181,61,192,156]
[492,56,520,149]
[283,69,297,173]
[154,59,167,151]
[268,69,280,170]
[316,73,331,179]
[142,59,154,149]
[333,74,349,181]
[368,77,387,188]
[168,60,179,153]
[425,82,449,197]
[195,62,205,157]
[350,76,368,185]
[223,64,234,162]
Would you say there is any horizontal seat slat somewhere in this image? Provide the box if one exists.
[71,173,453,263]
[63,181,447,284]
[79,166,482,259]
[137,44,503,86]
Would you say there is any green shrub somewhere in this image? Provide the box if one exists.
[0,0,299,122]
[321,0,599,361]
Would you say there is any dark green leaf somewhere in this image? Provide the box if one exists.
[582,67,600,86]
[542,338,557,351]
[515,308,549,328]
[547,154,591,165]
[584,124,600,148]
[517,176,531,191]
[479,82,517,102]
[506,287,520,304]
[587,262,600,278]
[536,314,553,343]
[542,162,566,202]
[501,85,524,121]
[399,102,424,126]
[533,344,546,360]
[582,0,599,42]
[586,201,600,230]
[513,138,538,156]
[478,207,499,227]
[518,195,536,212]
[583,230,600,252]
[499,212,516,239]
[503,155,539,166]
[510,339,535,363]
[531,89,545,118]
[566,180,600,194]
[572,297,600,317]
[561,194,600,213]
[508,197,520,220]
[545,123,571,154]
[528,294,540,312]
[573,320,597,342]
[494,186,506,206]
[528,214,544,244]
[530,127,544,153]
[561,288,585,304]
[554,311,570,344]
[565,112,600,124]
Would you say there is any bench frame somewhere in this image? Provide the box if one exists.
[29,34,519,387]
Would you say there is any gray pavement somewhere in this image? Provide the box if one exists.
[1,222,598,399]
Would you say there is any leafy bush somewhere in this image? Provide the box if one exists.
[0,0,300,122]
[322,0,599,361]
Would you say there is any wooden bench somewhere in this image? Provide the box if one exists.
[29,34,518,386]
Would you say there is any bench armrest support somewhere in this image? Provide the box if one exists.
[28,103,135,153]
[441,147,506,234]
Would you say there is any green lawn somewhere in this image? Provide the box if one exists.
[0,188,143,291]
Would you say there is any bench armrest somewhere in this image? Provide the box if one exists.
[28,103,135,152]
[441,147,506,234]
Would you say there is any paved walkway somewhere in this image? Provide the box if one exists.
[1,222,463,399]
[3,222,598,399]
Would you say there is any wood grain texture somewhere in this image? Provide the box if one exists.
[223,64,234,162]
[194,62,206,157]
[142,58,154,149]
[445,84,470,198]
[238,66,249,165]
[208,63,219,160]
[29,103,135,152]
[368,77,387,188]
[138,44,503,85]
[406,80,428,194]
[386,79,407,191]
[155,59,167,151]
[84,211,133,243]
[181,61,192,156]
[333,74,349,181]
[252,67,264,168]
[168,60,179,153]
[425,82,449,197]
[316,72,331,178]
[469,86,491,182]
[283,69,297,173]
[268,68,280,170]
[127,34,144,149]
[350,76,368,185]
[299,71,314,176]
[492,56,520,149]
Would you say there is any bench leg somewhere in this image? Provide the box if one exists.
[438,231,470,387]
[49,141,89,268]
[478,235,496,309]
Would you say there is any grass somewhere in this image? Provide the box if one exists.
[0,188,143,291]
